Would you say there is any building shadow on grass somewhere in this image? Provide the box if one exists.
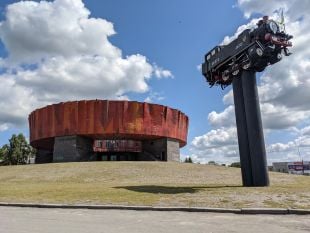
[114,185,242,194]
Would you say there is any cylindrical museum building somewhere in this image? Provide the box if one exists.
[29,100,189,163]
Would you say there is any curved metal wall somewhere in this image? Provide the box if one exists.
[29,100,189,150]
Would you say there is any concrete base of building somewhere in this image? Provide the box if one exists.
[35,150,53,164]
[53,136,93,163]
[141,138,180,162]
[35,136,180,163]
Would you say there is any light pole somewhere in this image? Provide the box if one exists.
[297,144,304,175]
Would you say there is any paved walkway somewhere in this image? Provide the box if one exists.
[1,206,309,233]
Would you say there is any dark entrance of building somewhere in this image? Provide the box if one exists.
[96,152,139,161]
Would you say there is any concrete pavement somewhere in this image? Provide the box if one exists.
[1,206,309,233]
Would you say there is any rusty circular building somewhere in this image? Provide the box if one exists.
[29,100,189,163]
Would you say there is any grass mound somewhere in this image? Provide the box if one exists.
[0,162,309,208]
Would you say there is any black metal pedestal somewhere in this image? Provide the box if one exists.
[232,70,269,187]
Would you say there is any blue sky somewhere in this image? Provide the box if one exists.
[75,0,246,144]
[0,0,243,144]
[0,0,309,164]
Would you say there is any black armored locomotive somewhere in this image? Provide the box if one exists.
[202,16,293,89]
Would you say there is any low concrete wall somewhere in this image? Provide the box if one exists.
[35,150,53,164]
[167,139,180,162]
[37,136,179,163]
[53,136,93,162]
[142,138,180,161]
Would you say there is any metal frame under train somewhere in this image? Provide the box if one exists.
[202,16,293,89]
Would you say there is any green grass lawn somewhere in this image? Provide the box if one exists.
[0,162,309,209]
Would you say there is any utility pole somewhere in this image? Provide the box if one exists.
[297,145,304,175]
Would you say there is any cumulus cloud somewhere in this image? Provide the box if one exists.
[0,0,118,63]
[0,124,9,132]
[267,126,310,162]
[222,18,258,45]
[191,0,310,164]
[261,103,310,130]
[144,91,165,103]
[196,64,202,72]
[208,105,235,128]
[0,0,173,129]
[190,127,239,164]
[237,0,310,20]
[153,64,174,79]
[301,126,310,136]
[236,0,310,132]
[192,127,237,150]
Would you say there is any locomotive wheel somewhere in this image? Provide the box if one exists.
[270,53,282,64]
[222,70,230,81]
[248,46,264,63]
[232,64,239,76]
[242,62,251,70]
[256,48,263,57]
[232,69,239,76]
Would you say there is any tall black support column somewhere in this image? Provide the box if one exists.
[233,76,253,186]
[242,70,269,186]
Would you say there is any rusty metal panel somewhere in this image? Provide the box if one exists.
[29,100,189,149]
[93,100,104,135]
[54,102,64,136]
[77,100,86,135]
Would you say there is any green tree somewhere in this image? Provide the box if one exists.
[184,157,193,163]
[230,162,241,168]
[208,161,217,165]
[1,134,35,165]
[0,145,9,161]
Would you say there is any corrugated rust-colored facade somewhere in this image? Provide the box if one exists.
[29,100,189,151]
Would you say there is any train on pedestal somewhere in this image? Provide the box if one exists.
[202,16,293,89]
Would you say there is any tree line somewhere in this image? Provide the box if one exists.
[0,134,36,165]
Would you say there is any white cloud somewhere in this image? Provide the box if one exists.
[267,126,310,162]
[236,0,310,132]
[0,124,9,132]
[15,55,153,101]
[190,127,239,164]
[196,64,202,72]
[0,0,118,64]
[0,0,173,129]
[268,142,295,153]
[153,64,174,79]
[192,127,237,150]
[144,91,165,103]
[206,101,310,131]
[237,0,310,20]
[208,105,235,128]
[260,103,310,130]
[223,90,234,105]
[222,18,258,45]
[191,0,310,164]
[301,126,310,136]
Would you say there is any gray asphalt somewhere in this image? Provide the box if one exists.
[1,206,309,233]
